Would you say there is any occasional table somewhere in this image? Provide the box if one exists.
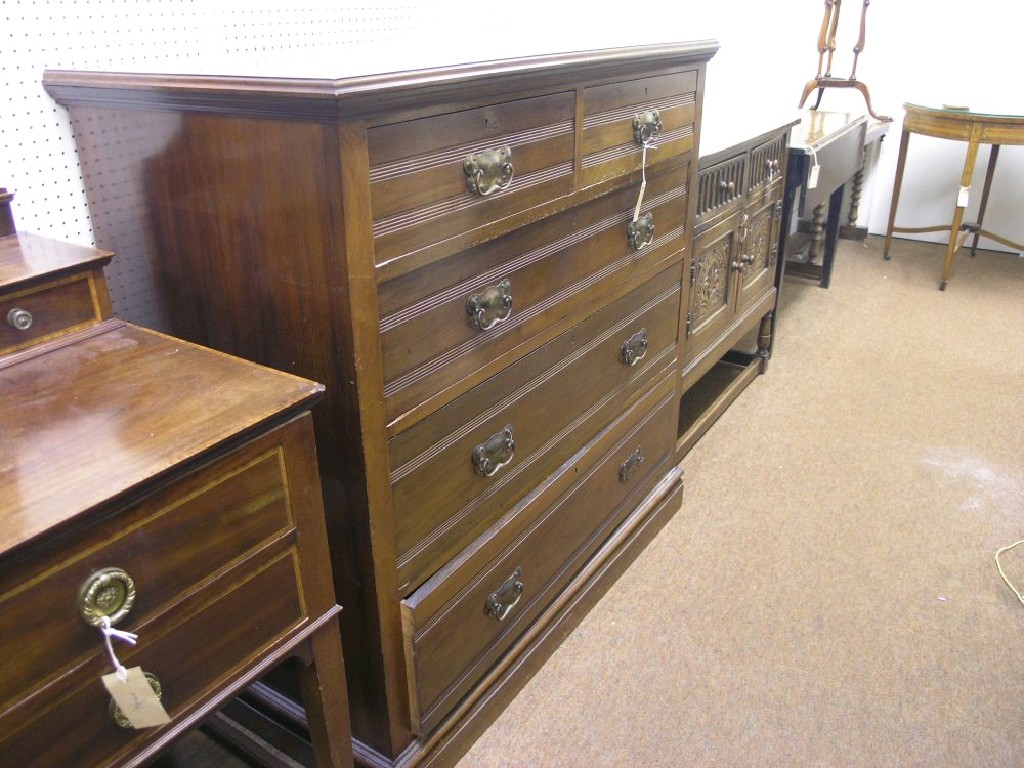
[780,111,868,288]
[882,102,1024,290]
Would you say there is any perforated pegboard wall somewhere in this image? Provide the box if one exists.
[2,1,438,327]
[3,1,701,326]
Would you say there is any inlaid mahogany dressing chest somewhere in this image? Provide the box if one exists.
[44,41,719,766]
[0,193,351,767]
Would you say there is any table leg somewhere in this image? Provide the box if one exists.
[820,183,844,289]
[298,615,354,768]
[940,126,982,290]
[970,144,1000,257]
[883,127,911,260]
[808,202,826,263]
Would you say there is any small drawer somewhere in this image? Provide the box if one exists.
[580,70,698,188]
[368,91,576,270]
[747,132,788,194]
[0,270,108,354]
[695,154,746,224]
[378,160,690,429]
[0,552,304,767]
[0,433,296,720]
[400,381,678,734]
[388,265,681,592]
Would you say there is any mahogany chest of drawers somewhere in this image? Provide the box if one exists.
[0,210,351,767]
[44,41,718,766]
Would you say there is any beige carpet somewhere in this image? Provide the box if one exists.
[456,236,1024,767]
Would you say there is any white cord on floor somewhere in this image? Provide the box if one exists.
[995,540,1024,606]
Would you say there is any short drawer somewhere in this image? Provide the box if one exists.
[747,131,788,195]
[378,160,690,428]
[368,91,575,269]
[0,431,297,720]
[580,70,698,188]
[0,270,108,354]
[388,265,681,591]
[695,154,745,224]
[401,380,679,734]
[0,552,304,767]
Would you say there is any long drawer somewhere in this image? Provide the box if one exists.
[378,159,690,429]
[389,265,681,591]
[401,375,679,735]
[0,419,312,764]
[368,91,576,270]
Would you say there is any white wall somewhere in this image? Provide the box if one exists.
[3,0,1019,271]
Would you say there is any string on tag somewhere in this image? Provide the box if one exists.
[99,615,138,682]
[633,139,656,222]
[995,540,1024,606]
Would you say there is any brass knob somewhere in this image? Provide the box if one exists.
[78,567,136,627]
[719,180,735,192]
[109,672,163,728]
[732,253,756,272]
[6,308,33,331]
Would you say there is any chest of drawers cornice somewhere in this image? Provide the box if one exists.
[44,40,718,766]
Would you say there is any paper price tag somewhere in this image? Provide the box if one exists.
[633,178,647,222]
[957,185,970,207]
[102,667,171,729]
[807,163,820,189]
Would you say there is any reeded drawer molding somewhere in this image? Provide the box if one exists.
[401,378,679,734]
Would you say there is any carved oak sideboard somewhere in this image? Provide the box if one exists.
[45,40,718,766]
[677,119,798,456]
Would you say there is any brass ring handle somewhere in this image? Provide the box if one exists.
[633,110,662,145]
[78,567,136,628]
[109,672,162,728]
[472,425,515,477]
[620,328,648,367]
[618,446,645,484]
[464,146,514,197]
[626,213,655,251]
[6,308,33,331]
[485,567,524,622]
[466,279,513,331]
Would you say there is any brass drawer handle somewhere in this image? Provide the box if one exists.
[79,567,136,627]
[618,446,645,484]
[109,671,163,729]
[485,567,524,622]
[626,213,654,251]
[472,425,515,477]
[466,279,513,331]
[633,110,662,145]
[620,328,648,367]
[6,308,33,331]
[464,145,514,197]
